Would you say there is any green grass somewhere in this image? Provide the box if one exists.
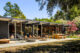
[67,35,80,38]
[1,39,80,53]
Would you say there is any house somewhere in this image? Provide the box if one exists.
[0,17,69,39]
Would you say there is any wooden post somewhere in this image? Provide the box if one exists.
[37,25,38,36]
[58,25,59,33]
[48,26,50,38]
[60,26,61,33]
[21,22,23,36]
[8,22,10,39]
[31,25,32,34]
[14,22,16,39]
[32,25,34,36]
[56,26,57,34]
[41,24,43,37]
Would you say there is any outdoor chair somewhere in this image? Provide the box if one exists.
[16,34,25,40]
[52,35,55,38]
[10,34,14,39]
[29,35,32,38]
[54,34,59,39]
[32,35,36,39]
[54,34,66,39]
[36,36,41,39]
[24,35,27,39]
[26,38,36,42]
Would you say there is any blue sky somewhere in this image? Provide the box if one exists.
[0,0,59,19]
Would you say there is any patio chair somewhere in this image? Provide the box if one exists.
[16,34,24,40]
[10,34,14,39]
[29,35,32,38]
[26,38,36,42]
[24,35,28,39]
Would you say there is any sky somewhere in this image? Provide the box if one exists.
[0,0,59,19]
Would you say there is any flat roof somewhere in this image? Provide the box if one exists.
[0,17,27,23]
[26,20,69,26]
[0,17,10,21]
[0,17,69,26]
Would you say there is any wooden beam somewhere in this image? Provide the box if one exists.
[12,19,26,23]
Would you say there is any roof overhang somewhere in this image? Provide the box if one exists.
[11,18,26,23]
[26,21,50,25]
[0,17,10,21]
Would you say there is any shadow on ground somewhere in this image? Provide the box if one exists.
[5,40,80,53]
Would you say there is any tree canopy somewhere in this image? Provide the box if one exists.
[55,19,67,24]
[73,16,80,26]
[54,5,80,20]
[36,0,80,16]
[34,17,54,22]
[54,10,66,20]
[67,21,78,32]
[68,5,80,20]
[4,2,26,19]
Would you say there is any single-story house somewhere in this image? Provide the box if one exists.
[0,17,69,39]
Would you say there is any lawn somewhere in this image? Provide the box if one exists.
[0,39,80,53]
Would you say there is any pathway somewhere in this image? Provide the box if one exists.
[0,38,77,48]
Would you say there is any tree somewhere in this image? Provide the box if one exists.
[34,17,54,22]
[73,16,80,33]
[68,5,80,20]
[0,15,2,17]
[55,19,68,24]
[54,5,80,20]
[36,0,80,16]
[4,2,26,19]
[73,16,80,26]
[67,21,78,33]
[54,10,66,20]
